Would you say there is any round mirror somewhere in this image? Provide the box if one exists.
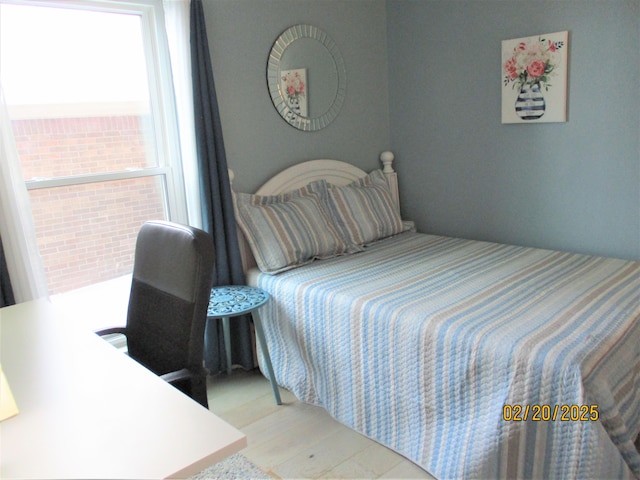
[267,25,346,131]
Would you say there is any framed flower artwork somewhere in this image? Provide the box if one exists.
[280,68,308,118]
[501,31,568,124]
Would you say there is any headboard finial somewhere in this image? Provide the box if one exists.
[380,151,395,174]
[379,151,399,211]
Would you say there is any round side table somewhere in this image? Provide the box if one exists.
[207,285,281,405]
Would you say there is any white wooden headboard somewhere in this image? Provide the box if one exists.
[230,151,398,274]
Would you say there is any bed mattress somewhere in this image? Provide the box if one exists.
[251,232,640,478]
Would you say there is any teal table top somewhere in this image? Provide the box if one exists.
[207,285,269,318]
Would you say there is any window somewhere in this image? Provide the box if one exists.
[0,0,187,295]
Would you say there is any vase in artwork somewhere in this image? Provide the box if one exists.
[515,83,545,120]
[288,96,301,116]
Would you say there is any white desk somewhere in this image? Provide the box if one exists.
[0,299,246,479]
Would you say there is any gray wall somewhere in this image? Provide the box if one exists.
[204,0,640,261]
[201,0,390,193]
[387,0,640,260]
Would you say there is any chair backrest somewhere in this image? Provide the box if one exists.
[125,220,214,377]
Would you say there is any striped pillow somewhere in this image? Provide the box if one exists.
[327,169,406,248]
[235,180,348,273]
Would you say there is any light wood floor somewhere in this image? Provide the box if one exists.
[206,369,436,479]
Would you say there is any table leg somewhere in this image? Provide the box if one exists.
[222,316,232,375]
[252,310,282,405]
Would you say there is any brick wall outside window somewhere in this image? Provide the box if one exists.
[12,115,167,294]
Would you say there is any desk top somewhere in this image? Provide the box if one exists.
[207,285,269,318]
[0,299,246,480]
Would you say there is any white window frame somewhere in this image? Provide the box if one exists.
[2,0,188,223]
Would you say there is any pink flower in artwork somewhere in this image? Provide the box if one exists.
[502,34,564,90]
[504,57,518,80]
[281,71,306,100]
[526,59,546,78]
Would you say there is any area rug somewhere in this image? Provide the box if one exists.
[189,453,273,479]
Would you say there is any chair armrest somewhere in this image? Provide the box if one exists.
[161,366,208,384]
[95,327,127,337]
[161,368,192,384]
[161,367,209,407]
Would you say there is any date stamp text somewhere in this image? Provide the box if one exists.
[503,404,599,422]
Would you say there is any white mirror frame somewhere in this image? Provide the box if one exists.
[267,24,346,131]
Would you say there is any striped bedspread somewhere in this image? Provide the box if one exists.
[253,232,640,479]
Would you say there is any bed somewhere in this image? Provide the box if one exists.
[231,152,640,479]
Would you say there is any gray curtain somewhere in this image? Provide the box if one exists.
[0,235,16,307]
[190,0,253,375]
